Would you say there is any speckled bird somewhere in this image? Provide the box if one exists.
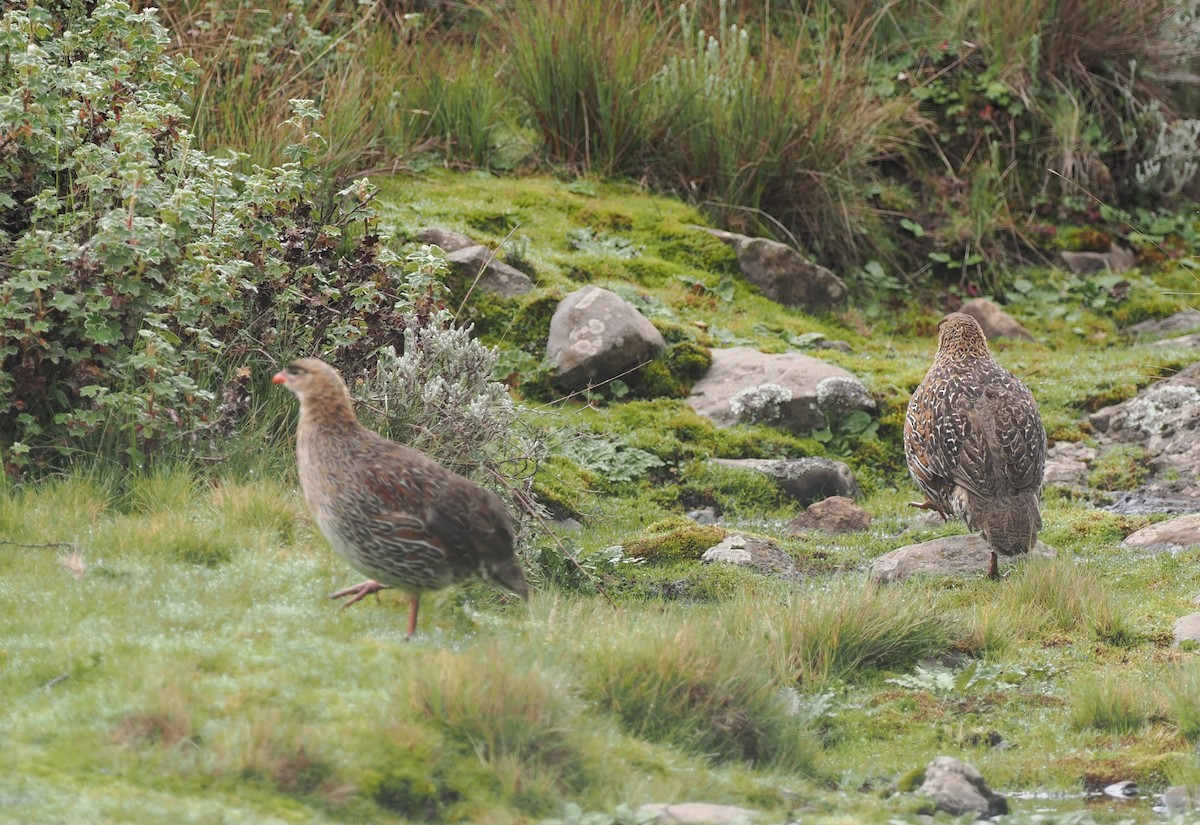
[273,357,528,638]
[904,312,1046,578]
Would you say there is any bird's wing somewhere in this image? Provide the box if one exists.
[952,368,1045,497]
[905,369,975,500]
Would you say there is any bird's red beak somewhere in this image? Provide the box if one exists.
[272,371,288,385]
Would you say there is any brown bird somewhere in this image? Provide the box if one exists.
[904,312,1046,579]
[273,357,528,638]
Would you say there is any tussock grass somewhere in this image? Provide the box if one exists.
[413,644,580,773]
[990,559,1136,643]
[1166,664,1200,741]
[752,581,956,691]
[1069,673,1157,733]
[505,0,657,174]
[571,610,820,772]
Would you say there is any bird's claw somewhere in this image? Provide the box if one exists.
[908,499,950,520]
[329,579,391,608]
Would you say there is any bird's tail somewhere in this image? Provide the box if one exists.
[968,489,1042,557]
[485,556,529,602]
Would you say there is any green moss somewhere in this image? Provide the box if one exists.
[1088,445,1150,491]
[622,519,726,563]
[532,455,599,519]
[895,764,926,792]
[677,460,789,518]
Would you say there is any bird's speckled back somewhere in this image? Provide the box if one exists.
[903,312,1046,559]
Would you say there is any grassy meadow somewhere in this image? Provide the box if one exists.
[3,0,1200,823]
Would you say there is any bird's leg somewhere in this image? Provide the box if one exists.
[406,594,421,640]
[329,579,391,607]
[987,551,999,580]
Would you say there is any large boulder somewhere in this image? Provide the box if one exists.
[688,347,874,434]
[445,244,534,298]
[546,285,666,391]
[699,228,847,312]
[712,457,859,504]
[870,534,1056,583]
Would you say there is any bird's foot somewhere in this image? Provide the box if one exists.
[329,579,392,608]
[908,499,950,521]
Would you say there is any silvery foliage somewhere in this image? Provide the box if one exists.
[362,311,523,479]
[1121,55,1200,200]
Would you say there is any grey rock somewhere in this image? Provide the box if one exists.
[812,338,854,354]
[1059,243,1136,275]
[1174,612,1200,647]
[1162,785,1199,815]
[1103,491,1200,516]
[815,375,876,420]
[1122,513,1200,552]
[870,535,1056,583]
[1087,362,1200,499]
[1150,332,1200,348]
[787,495,872,535]
[917,756,1008,818]
[636,802,761,825]
[1127,308,1200,337]
[416,226,476,253]
[1103,780,1139,798]
[686,507,720,525]
[688,347,874,434]
[701,534,798,580]
[958,298,1036,341]
[712,457,859,505]
[445,244,535,298]
[546,286,666,391]
[700,227,847,312]
[1042,440,1096,489]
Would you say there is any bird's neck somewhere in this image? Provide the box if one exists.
[297,389,361,440]
[937,346,991,366]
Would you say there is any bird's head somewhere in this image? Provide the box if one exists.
[272,358,350,406]
[936,312,990,359]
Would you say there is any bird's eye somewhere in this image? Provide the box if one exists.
[287,364,305,376]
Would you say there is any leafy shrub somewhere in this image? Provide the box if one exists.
[0,2,413,472]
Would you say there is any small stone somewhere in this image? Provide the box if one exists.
[917,756,1008,818]
[1103,780,1138,799]
[445,244,535,298]
[416,226,476,253]
[636,802,762,825]
[712,457,859,505]
[1161,785,1198,815]
[958,298,1036,341]
[787,495,872,535]
[1173,612,1200,647]
[686,507,720,525]
[701,534,798,580]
